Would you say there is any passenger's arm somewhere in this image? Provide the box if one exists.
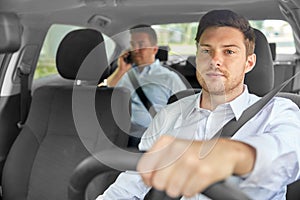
[99,52,132,87]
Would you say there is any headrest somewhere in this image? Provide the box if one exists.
[0,12,22,53]
[244,28,274,96]
[56,29,108,81]
[155,46,169,61]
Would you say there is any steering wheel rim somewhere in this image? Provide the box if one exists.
[68,148,250,200]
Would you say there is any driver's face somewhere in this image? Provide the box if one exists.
[196,26,256,97]
[130,32,158,66]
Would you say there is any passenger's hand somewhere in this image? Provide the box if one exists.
[137,135,255,198]
[117,51,132,74]
[104,51,133,87]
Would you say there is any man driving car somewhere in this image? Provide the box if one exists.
[97,9,300,199]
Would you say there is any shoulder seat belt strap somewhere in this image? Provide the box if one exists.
[214,71,300,138]
[128,69,157,118]
[17,63,31,128]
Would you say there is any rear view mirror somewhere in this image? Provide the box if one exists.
[0,12,22,53]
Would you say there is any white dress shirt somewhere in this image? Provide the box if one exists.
[97,86,300,200]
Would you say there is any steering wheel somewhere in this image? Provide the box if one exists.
[68,148,250,200]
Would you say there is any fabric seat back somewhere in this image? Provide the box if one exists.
[2,29,131,200]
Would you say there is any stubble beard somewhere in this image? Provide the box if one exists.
[197,70,244,97]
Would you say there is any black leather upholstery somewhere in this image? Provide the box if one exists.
[245,28,274,96]
[56,29,108,82]
[2,29,131,200]
[171,56,202,88]
[155,46,169,62]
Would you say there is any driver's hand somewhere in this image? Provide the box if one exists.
[137,135,255,198]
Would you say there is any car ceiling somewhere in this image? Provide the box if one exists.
[0,0,300,51]
[0,0,297,35]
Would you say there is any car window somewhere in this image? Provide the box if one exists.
[250,20,295,54]
[153,23,198,57]
[34,24,116,80]
[36,21,295,80]
[153,20,295,59]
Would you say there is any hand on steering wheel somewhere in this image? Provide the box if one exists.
[137,135,254,199]
[68,148,250,200]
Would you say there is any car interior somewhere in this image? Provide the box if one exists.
[0,0,300,199]
[68,27,300,200]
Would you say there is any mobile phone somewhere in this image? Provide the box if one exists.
[123,52,133,64]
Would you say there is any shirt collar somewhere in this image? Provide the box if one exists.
[228,85,251,120]
[182,92,202,119]
[182,85,251,120]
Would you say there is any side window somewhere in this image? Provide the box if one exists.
[153,23,198,57]
[153,20,295,61]
[34,24,116,80]
[250,20,295,54]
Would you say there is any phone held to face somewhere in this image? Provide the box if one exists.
[123,51,133,64]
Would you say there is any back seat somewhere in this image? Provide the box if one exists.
[169,56,201,88]
[274,56,300,93]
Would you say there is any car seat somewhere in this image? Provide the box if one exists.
[0,12,23,186]
[1,29,131,200]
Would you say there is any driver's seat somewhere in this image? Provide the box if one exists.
[1,29,131,200]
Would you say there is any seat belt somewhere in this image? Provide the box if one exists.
[127,69,157,118]
[17,63,31,128]
[214,70,300,138]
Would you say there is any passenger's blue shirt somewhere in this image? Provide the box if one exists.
[116,59,187,128]
[98,86,300,200]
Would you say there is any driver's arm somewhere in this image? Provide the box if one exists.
[137,98,300,198]
[137,135,256,198]
[96,171,150,199]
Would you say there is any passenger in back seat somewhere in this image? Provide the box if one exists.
[97,10,300,200]
[99,24,187,146]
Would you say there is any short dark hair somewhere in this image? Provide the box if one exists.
[195,9,255,56]
[129,24,158,45]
